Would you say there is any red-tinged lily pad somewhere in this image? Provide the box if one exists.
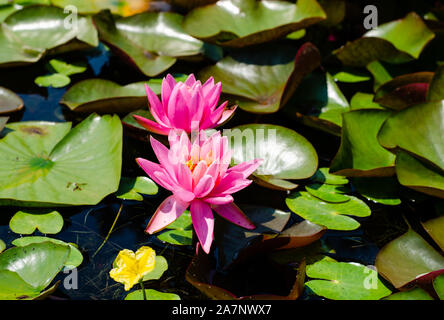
[374,72,434,110]
[225,124,318,190]
[330,109,396,177]
[186,245,306,300]
[183,0,326,47]
[214,205,325,270]
[422,215,444,251]
[335,12,435,66]
[0,86,23,115]
[375,229,444,289]
[199,42,321,114]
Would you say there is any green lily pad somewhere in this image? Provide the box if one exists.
[422,215,444,251]
[225,124,318,190]
[34,73,71,88]
[9,210,64,234]
[434,274,444,299]
[306,261,392,300]
[305,183,350,203]
[331,68,371,83]
[395,151,444,199]
[375,229,444,288]
[0,86,24,114]
[0,114,122,206]
[374,72,433,110]
[0,240,4,253]
[428,65,444,101]
[310,167,349,185]
[287,72,350,134]
[383,287,434,300]
[351,177,401,206]
[286,191,371,230]
[183,0,326,47]
[142,256,168,282]
[350,92,384,110]
[51,0,149,15]
[116,177,158,201]
[48,59,87,76]
[330,109,396,177]
[125,289,180,300]
[199,42,321,114]
[379,100,444,171]
[335,12,435,66]
[156,211,192,246]
[166,0,218,10]
[0,242,70,292]
[12,236,83,269]
[0,5,98,67]
[366,60,393,91]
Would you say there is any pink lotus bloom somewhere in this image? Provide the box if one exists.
[133,74,236,135]
[137,130,262,254]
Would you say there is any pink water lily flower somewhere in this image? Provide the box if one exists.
[133,74,236,135]
[137,130,262,253]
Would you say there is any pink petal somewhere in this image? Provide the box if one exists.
[136,158,174,191]
[190,199,214,254]
[133,115,170,135]
[192,160,208,187]
[228,159,263,178]
[203,81,222,109]
[168,84,190,131]
[161,74,176,110]
[149,136,178,183]
[201,101,227,128]
[145,84,169,126]
[203,195,233,205]
[210,171,251,196]
[146,195,189,234]
[216,105,237,126]
[173,188,195,203]
[193,175,215,198]
[213,203,255,230]
[178,163,193,191]
[184,74,197,86]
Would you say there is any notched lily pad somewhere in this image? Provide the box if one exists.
[125,289,180,300]
[306,260,392,300]
[384,287,434,300]
[116,176,158,201]
[351,177,401,206]
[0,86,23,114]
[183,0,326,47]
[199,42,321,114]
[305,183,350,203]
[310,167,349,185]
[286,191,371,231]
[9,209,64,234]
[142,256,168,281]
[156,211,193,246]
[225,124,318,190]
[0,114,122,206]
[330,109,396,177]
[335,12,435,66]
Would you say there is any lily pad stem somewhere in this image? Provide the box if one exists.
[92,203,123,258]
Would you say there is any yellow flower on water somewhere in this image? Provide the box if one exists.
[109,246,156,291]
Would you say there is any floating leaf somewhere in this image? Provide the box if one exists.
[0,117,7,132]
[331,68,371,83]
[34,73,71,88]
[0,86,23,114]
[286,191,371,230]
[48,59,87,76]
[306,261,392,300]
[52,0,150,16]
[0,242,70,292]
[335,12,435,66]
[384,287,434,300]
[379,100,444,171]
[199,42,321,114]
[428,65,444,101]
[375,229,444,288]
[9,210,64,234]
[350,92,384,110]
[434,274,444,299]
[225,124,318,190]
[366,60,393,91]
[287,72,350,134]
[0,240,4,253]
[331,109,396,177]
[305,183,350,203]
[310,167,349,185]
[374,72,433,110]
[156,211,192,246]
[183,0,326,47]
[142,256,168,281]
[12,236,83,269]
[351,177,401,206]
[116,177,158,201]
[125,289,180,300]
[422,215,444,251]
[0,114,122,206]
